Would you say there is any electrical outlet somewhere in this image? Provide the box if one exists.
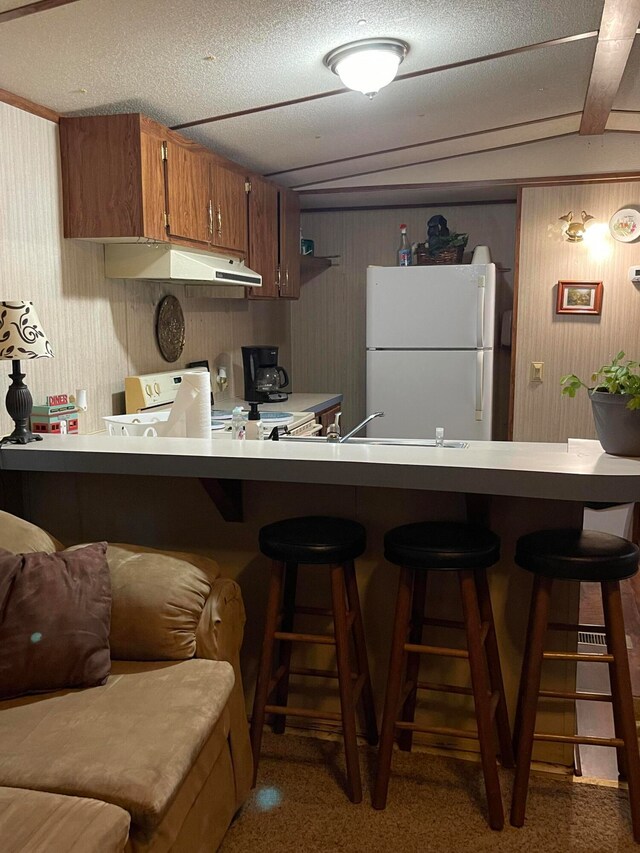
[530,362,544,382]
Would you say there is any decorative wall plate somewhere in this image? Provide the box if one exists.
[156,295,185,362]
[609,208,640,243]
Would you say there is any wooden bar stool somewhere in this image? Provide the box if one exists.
[250,515,378,803]
[511,528,640,842]
[373,522,514,830]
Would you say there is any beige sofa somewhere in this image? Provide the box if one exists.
[0,511,253,852]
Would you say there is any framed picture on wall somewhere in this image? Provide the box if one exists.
[556,280,603,315]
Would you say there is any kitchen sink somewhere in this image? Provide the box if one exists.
[280,436,468,448]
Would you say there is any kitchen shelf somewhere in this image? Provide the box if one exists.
[300,255,332,284]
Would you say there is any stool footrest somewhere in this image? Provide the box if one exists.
[274,630,335,645]
[539,688,612,703]
[533,732,624,748]
[542,650,614,663]
[265,704,342,722]
[404,641,469,659]
[395,721,479,740]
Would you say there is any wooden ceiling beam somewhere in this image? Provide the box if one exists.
[0,0,81,24]
[580,0,640,135]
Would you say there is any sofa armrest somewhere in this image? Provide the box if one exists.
[195,577,252,806]
[196,577,246,663]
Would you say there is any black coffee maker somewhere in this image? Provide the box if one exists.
[242,346,290,403]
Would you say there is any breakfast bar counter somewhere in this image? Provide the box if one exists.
[1,436,638,768]
[1,435,639,503]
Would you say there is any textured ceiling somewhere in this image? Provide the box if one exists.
[184,38,595,176]
[1,0,639,208]
[0,0,604,121]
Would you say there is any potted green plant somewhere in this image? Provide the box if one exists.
[560,352,640,456]
[416,215,469,265]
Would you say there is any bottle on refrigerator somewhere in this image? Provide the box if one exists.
[397,224,412,266]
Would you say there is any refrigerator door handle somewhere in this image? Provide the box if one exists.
[475,350,484,421]
[476,275,486,348]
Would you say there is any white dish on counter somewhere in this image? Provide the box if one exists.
[104,412,170,437]
[104,412,227,437]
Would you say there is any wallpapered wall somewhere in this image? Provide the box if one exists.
[0,101,290,435]
[294,204,517,435]
[513,181,640,442]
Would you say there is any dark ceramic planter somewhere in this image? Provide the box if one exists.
[590,390,640,457]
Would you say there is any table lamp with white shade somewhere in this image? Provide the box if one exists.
[0,301,53,446]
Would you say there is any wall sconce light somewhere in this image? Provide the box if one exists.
[559,210,595,242]
[324,38,409,98]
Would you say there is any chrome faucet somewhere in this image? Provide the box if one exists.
[339,411,384,443]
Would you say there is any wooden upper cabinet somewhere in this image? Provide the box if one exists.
[278,187,301,300]
[164,141,210,245]
[60,112,297,289]
[210,163,248,254]
[247,175,279,299]
[60,114,167,242]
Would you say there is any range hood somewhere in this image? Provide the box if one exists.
[104,243,262,287]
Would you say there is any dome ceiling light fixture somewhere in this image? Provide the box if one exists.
[323,38,409,99]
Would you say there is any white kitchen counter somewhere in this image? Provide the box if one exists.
[1,435,639,503]
[228,392,342,414]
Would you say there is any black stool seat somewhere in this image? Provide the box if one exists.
[516,528,638,581]
[384,522,500,570]
[259,516,366,564]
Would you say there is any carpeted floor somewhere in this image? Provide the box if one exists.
[221,732,637,852]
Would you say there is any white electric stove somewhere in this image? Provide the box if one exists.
[123,369,318,437]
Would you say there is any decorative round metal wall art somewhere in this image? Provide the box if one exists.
[155,295,185,362]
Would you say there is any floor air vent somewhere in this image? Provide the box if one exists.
[578,631,607,646]
[577,631,633,649]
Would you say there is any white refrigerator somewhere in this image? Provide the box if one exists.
[366,263,496,440]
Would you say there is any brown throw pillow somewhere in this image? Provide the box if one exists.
[0,542,112,700]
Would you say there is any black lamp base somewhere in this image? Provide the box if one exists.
[0,360,42,448]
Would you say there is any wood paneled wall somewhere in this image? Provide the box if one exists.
[293,205,517,435]
[513,181,640,442]
[0,101,289,434]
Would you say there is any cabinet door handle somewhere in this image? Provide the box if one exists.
[208,200,213,237]
[285,267,289,291]
[276,265,281,296]
[217,204,222,238]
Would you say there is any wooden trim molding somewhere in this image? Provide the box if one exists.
[507,188,523,441]
[298,170,640,196]
[0,87,59,123]
[171,31,598,131]
[0,0,81,24]
[302,199,518,213]
[580,0,640,135]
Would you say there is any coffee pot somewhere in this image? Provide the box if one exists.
[255,366,289,395]
[242,346,290,403]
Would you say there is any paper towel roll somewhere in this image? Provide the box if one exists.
[161,371,212,439]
